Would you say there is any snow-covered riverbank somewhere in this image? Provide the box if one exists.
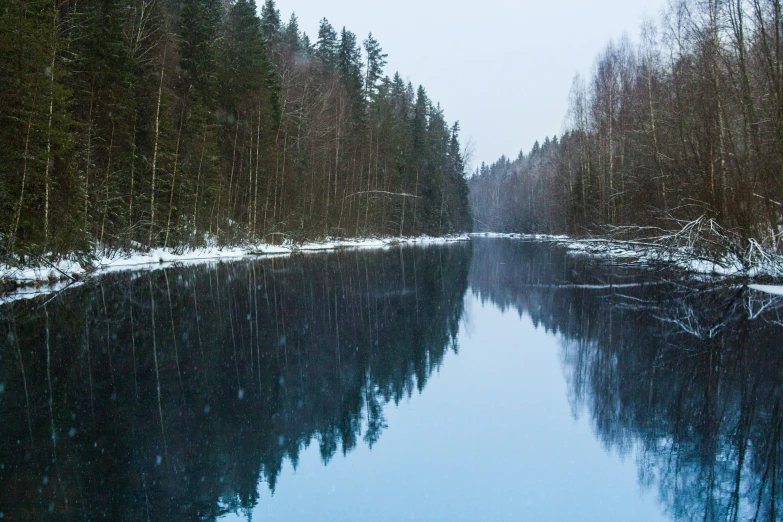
[471,232,783,294]
[0,235,471,303]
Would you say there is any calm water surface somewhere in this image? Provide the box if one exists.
[1,238,782,520]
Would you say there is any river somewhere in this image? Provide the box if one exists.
[1,238,781,520]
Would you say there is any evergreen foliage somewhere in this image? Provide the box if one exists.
[0,0,471,261]
[315,18,338,72]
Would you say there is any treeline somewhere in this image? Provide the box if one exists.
[470,0,783,251]
[0,0,471,259]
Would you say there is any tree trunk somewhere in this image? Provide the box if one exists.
[10,93,37,253]
[226,111,240,234]
[84,89,94,235]
[100,120,115,245]
[192,125,207,240]
[148,46,167,247]
[164,110,184,248]
[44,6,58,253]
[129,115,137,232]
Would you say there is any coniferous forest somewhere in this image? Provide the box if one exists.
[0,0,472,260]
[470,0,782,254]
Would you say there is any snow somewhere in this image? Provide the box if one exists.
[470,232,783,279]
[6,232,778,304]
[471,232,570,241]
[0,235,470,303]
[0,279,84,306]
[749,285,783,296]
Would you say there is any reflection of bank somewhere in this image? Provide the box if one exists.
[0,243,472,520]
[468,238,783,522]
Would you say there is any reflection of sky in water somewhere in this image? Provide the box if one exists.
[4,240,781,520]
[228,294,666,521]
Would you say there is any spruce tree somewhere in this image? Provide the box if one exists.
[180,0,224,100]
[223,0,271,104]
[448,122,471,232]
[363,34,388,101]
[1,0,79,255]
[260,0,281,45]
[282,13,301,51]
[315,19,338,72]
[412,86,429,155]
[1,0,56,252]
[300,33,313,54]
[338,28,364,118]
[389,73,409,119]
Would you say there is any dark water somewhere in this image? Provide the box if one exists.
[1,239,782,521]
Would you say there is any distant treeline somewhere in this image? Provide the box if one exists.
[470,0,782,251]
[0,0,471,258]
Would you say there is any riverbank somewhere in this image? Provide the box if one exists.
[0,235,471,303]
[471,232,783,292]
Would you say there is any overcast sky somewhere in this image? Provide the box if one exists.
[272,0,669,169]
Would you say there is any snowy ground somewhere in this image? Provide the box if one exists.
[471,232,783,293]
[6,233,782,304]
[0,235,470,304]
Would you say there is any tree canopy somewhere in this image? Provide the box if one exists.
[0,0,472,261]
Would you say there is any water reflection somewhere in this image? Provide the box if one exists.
[2,239,783,520]
[469,238,783,522]
[0,245,470,519]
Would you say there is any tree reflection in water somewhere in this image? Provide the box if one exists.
[3,238,783,521]
[0,245,470,519]
[469,238,783,522]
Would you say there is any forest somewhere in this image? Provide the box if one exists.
[0,0,472,262]
[470,0,783,256]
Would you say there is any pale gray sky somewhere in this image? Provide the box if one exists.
[273,0,669,169]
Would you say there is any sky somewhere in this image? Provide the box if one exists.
[271,0,669,170]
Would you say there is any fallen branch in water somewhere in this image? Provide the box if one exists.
[530,216,783,279]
